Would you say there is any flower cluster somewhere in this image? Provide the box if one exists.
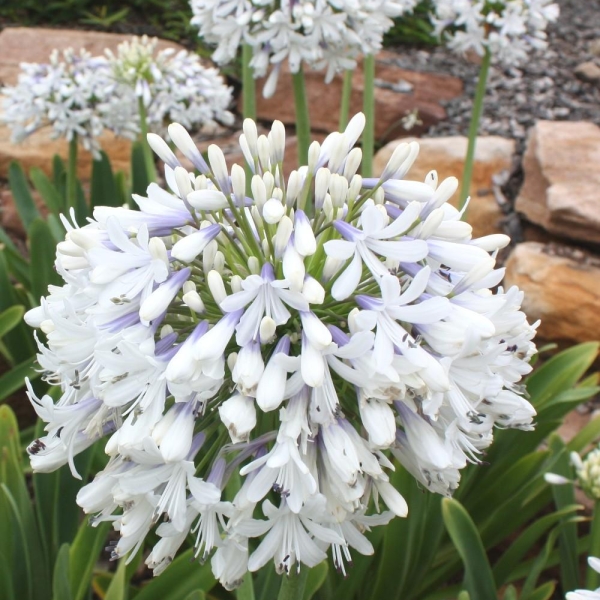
[26,115,537,588]
[190,0,418,96]
[545,446,600,501]
[1,48,122,157]
[2,37,233,156]
[431,0,560,65]
[106,36,234,134]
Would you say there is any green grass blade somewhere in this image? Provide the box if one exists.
[441,498,497,600]
[91,151,120,209]
[303,562,327,600]
[53,543,73,600]
[29,218,62,302]
[0,356,39,403]
[30,166,64,215]
[8,161,40,231]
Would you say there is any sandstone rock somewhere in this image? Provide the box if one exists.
[0,122,132,180]
[515,121,600,245]
[0,27,184,86]
[574,61,600,84]
[374,135,514,238]
[504,241,600,344]
[248,50,463,142]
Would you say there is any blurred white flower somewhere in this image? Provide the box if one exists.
[431,0,559,65]
[190,0,419,96]
[106,36,234,134]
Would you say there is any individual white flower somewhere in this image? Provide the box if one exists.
[27,114,537,586]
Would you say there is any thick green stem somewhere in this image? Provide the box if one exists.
[459,47,492,216]
[66,134,78,213]
[138,96,157,183]
[242,44,256,120]
[339,69,353,130]
[277,568,309,600]
[362,54,375,178]
[292,68,310,167]
[587,501,600,589]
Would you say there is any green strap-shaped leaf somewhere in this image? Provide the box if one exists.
[548,434,580,594]
[526,342,599,408]
[29,218,62,303]
[0,306,25,340]
[53,544,73,600]
[303,562,328,600]
[183,592,206,600]
[69,520,111,600]
[104,557,128,600]
[8,161,40,231]
[523,581,556,600]
[131,141,151,199]
[492,504,581,585]
[237,572,256,600]
[133,548,216,600]
[0,356,39,403]
[441,498,497,600]
[30,167,64,215]
[91,151,121,209]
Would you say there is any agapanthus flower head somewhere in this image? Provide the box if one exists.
[26,114,537,588]
[106,35,234,134]
[190,0,418,97]
[1,48,130,157]
[431,0,559,64]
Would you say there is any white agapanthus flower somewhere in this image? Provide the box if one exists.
[106,36,234,134]
[26,114,538,588]
[190,0,418,97]
[431,0,559,65]
[1,48,131,158]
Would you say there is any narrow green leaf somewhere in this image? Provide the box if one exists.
[0,552,16,600]
[114,171,129,207]
[568,416,600,454]
[30,167,64,215]
[0,306,25,340]
[53,544,73,600]
[69,520,111,600]
[303,562,328,600]
[91,152,121,208]
[131,141,151,198]
[441,498,497,600]
[133,549,216,600]
[8,161,40,231]
[492,504,581,585]
[502,585,517,600]
[237,572,256,600]
[183,592,206,600]
[457,592,470,600]
[29,218,62,302]
[548,435,580,594]
[527,342,599,408]
[523,581,556,600]
[0,356,38,403]
[105,557,128,600]
[0,228,30,288]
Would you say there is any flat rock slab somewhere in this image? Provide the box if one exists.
[515,121,600,245]
[504,241,600,344]
[374,135,514,238]
[0,27,184,86]
[249,50,463,142]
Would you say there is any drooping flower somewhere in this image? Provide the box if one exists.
[26,113,537,586]
[566,557,600,600]
[190,0,419,96]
